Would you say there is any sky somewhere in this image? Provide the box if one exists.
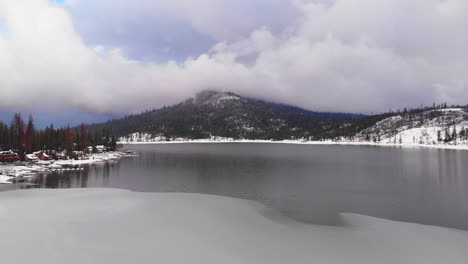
[0,0,467,127]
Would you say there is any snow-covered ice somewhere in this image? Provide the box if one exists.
[0,189,467,264]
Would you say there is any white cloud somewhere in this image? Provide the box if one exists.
[0,0,467,115]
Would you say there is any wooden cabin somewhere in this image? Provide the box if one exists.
[0,151,20,162]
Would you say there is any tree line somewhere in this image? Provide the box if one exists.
[0,113,117,159]
[85,92,468,143]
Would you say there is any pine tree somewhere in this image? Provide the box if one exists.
[79,123,88,151]
[460,127,465,139]
[452,125,457,143]
[109,136,117,151]
[65,126,74,154]
[24,115,35,153]
[10,113,25,157]
[444,129,451,143]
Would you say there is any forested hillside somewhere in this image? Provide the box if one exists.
[87,91,374,141]
[353,106,468,145]
[3,91,466,148]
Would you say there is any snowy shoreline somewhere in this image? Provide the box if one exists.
[0,151,135,185]
[120,139,468,150]
[119,108,468,151]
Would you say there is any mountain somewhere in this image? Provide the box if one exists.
[87,90,368,142]
[254,101,366,120]
[87,90,468,147]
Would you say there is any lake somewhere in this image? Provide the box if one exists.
[4,143,468,230]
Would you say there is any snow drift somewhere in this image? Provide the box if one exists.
[0,189,467,264]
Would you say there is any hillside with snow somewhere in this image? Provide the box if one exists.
[119,106,468,149]
[353,108,468,147]
[94,90,358,142]
[87,90,468,148]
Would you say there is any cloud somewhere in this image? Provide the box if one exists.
[0,0,467,115]
[62,0,297,61]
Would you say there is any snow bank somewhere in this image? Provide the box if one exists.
[120,138,468,150]
[0,189,467,264]
[0,175,13,184]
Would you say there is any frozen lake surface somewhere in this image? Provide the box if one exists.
[1,189,467,264]
[3,143,468,230]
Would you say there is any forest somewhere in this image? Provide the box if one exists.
[85,91,396,141]
[88,91,468,143]
[2,92,466,158]
[0,113,117,159]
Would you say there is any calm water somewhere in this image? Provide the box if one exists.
[4,143,468,230]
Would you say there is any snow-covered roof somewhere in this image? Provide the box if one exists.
[26,154,38,160]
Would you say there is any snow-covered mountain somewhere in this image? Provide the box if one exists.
[91,90,359,142]
[119,106,468,148]
[353,108,468,146]
[87,90,468,147]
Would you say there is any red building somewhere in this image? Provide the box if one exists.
[34,151,51,160]
[0,151,20,162]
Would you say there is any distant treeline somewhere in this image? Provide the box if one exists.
[86,98,468,142]
[0,113,117,158]
[1,100,465,156]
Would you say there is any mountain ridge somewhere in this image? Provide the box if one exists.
[86,90,468,147]
[87,90,370,141]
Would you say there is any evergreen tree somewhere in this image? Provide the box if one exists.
[444,129,451,143]
[79,123,88,151]
[452,125,457,143]
[24,115,35,153]
[65,126,74,154]
[10,113,25,158]
[460,127,465,139]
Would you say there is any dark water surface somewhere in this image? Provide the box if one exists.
[4,143,468,230]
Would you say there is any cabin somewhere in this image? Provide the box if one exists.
[25,153,39,163]
[34,151,51,160]
[87,145,106,153]
[0,151,20,163]
[56,155,69,160]
[96,145,105,153]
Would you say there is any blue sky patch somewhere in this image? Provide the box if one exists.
[0,19,8,37]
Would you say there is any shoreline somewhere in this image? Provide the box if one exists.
[0,151,133,185]
[119,140,468,150]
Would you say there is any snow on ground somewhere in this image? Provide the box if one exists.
[216,95,240,103]
[0,189,467,264]
[0,152,127,185]
[353,108,468,148]
[0,175,13,184]
[383,127,442,144]
[120,138,468,150]
[378,125,468,146]
[438,108,463,112]
[119,107,468,150]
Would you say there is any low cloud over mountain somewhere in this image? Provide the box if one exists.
[0,0,467,117]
